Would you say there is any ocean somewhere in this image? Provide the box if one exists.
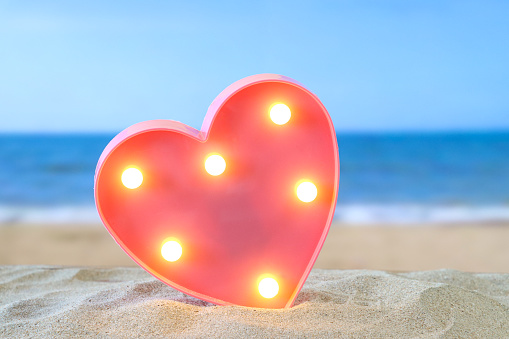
[0,132,508,224]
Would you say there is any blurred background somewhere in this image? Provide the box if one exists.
[0,1,508,272]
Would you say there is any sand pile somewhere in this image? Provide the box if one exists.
[1,266,508,338]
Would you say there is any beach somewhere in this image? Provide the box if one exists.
[1,0,509,334]
[1,264,508,337]
[1,222,509,273]
[2,223,509,337]
[1,133,508,336]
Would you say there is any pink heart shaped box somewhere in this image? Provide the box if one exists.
[94,74,339,308]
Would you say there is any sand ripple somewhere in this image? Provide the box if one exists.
[0,266,508,338]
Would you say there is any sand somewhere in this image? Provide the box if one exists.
[0,265,508,338]
[1,223,508,337]
[1,223,509,273]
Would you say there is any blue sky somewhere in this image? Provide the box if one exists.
[0,1,508,132]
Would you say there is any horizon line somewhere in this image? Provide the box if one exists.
[0,127,508,136]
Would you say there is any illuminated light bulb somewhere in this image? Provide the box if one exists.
[205,154,226,176]
[270,103,291,125]
[161,240,183,262]
[121,168,143,189]
[258,277,279,298]
[296,181,317,202]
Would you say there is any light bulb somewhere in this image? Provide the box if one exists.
[121,168,143,189]
[205,154,226,176]
[296,181,317,202]
[161,240,183,262]
[270,103,291,125]
[258,277,279,298]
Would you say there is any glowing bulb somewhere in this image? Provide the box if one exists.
[121,168,143,189]
[161,240,182,262]
[270,103,291,125]
[205,154,226,176]
[258,277,279,298]
[296,181,317,202]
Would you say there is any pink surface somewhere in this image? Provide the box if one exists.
[94,74,339,308]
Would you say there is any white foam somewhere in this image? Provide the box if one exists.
[0,206,101,225]
[334,204,509,225]
[1,204,509,225]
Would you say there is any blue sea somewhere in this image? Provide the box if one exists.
[0,132,508,224]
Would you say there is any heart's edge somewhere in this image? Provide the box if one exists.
[94,74,340,309]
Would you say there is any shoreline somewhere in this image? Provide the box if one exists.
[1,222,508,273]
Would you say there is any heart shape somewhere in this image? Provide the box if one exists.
[94,74,339,308]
